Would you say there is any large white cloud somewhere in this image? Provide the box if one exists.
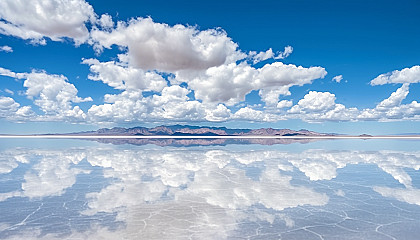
[0,67,91,121]
[376,83,409,109]
[87,86,239,123]
[82,58,167,91]
[3,4,420,125]
[89,17,327,109]
[22,71,92,120]
[290,91,337,113]
[233,106,280,122]
[1,10,331,124]
[175,62,258,106]
[358,84,420,121]
[286,91,359,122]
[284,79,420,122]
[0,96,34,121]
[90,17,245,72]
[5,64,420,123]
[87,86,207,123]
[0,96,19,114]
[174,62,327,106]
[371,65,420,85]
[0,0,95,45]
[87,90,147,123]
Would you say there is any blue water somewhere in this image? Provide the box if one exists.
[0,139,419,239]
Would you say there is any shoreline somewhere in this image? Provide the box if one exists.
[0,135,420,139]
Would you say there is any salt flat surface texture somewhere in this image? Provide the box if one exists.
[0,139,419,240]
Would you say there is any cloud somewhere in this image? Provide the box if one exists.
[87,86,207,123]
[175,62,326,106]
[0,67,26,78]
[23,71,92,120]
[0,96,34,121]
[87,90,147,123]
[5,8,420,124]
[97,14,114,29]
[87,86,288,123]
[256,62,327,107]
[287,91,360,122]
[90,17,245,72]
[376,83,409,109]
[275,46,294,59]
[0,0,95,45]
[0,67,91,121]
[82,147,329,216]
[21,151,89,198]
[175,62,258,106]
[259,88,291,107]
[5,64,420,124]
[370,65,420,85]
[204,104,232,122]
[82,58,167,91]
[0,96,20,116]
[289,91,337,113]
[358,84,420,121]
[0,11,331,124]
[277,100,293,109]
[249,46,293,64]
[3,146,420,238]
[233,106,280,122]
[0,45,12,53]
[332,75,343,83]
[89,17,325,109]
[374,187,420,206]
[4,88,14,95]
[0,149,88,200]
[285,82,420,122]
[284,149,420,188]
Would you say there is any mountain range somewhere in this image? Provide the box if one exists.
[67,125,333,136]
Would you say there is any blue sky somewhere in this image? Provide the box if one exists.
[0,0,419,134]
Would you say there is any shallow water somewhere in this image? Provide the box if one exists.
[0,139,419,239]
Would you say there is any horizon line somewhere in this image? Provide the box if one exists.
[1,135,420,139]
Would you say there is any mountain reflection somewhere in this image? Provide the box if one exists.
[0,143,420,239]
[91,137,321,146]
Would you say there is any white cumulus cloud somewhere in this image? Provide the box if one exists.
[358,84,420,121]
[287,91,359,122]
[370,65,420,85]
[0,0,95,45]
[82,58,167,91]
[277,100,293,109]
[174,62,326,106]
[90,17,245,72]
[289,91,337,113]
[0,96,34,121]
[0,67,91,121]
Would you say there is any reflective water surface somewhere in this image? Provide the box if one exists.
[0,139,419,239]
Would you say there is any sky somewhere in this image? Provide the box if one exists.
[0,0,419,134]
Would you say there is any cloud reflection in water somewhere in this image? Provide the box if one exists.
[0,143,419,239]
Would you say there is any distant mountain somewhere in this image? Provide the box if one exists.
[67,125,332,137]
